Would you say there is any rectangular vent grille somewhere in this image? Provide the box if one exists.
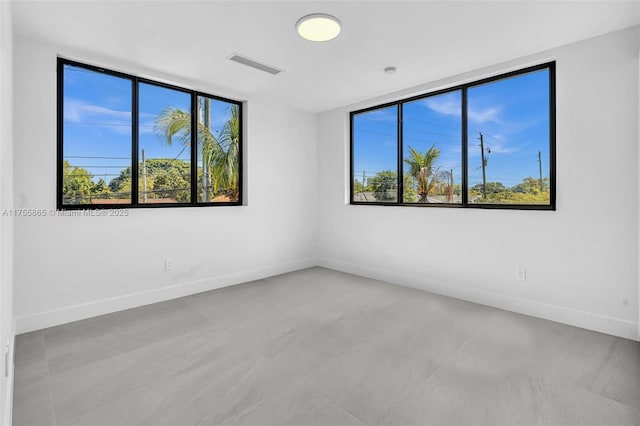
[228,53,283,75]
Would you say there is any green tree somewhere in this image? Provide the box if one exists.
[513,176,549,193]
[471,181,506,195]
[94,178,108,194]
[142,159,190,202]
[403,174,418,202]
[154,103,240,202]
[62,161,116,204]
[111,160,191,202]
[468,177,550,205]
[353,179,368,194]
[108,167,132,197]
[403,145,441,202]
[90,178,112,200]
[209,104,240,200]
[368,170,397,201]
[433,169,454,202]
[62,161,97,204]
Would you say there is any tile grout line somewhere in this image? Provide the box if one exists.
[301,378,373,426]
[300,380,370,426]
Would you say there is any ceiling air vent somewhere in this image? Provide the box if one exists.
[227,53,283,75]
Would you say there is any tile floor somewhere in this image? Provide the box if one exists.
[12,267,640,425]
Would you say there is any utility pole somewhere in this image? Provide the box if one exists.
[449,168,454,203]
[362,170,366,188]
[141,149,148,203]
[479,132,487,199]
[201,98,211,201]
[538,150,543,192]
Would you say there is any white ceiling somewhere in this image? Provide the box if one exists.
[11,0,640,112]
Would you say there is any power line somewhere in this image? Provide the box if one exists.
[64,121,161,130]
[67,165,130,168]
[355,128,461,147]
[64,121,132,127]
[357,112,462,133]
[66,156,190,162]
[469,129,503,142]
[356,117,460,140]
[67,173,122,177]
[65,155,131,160]
[401,115,462,132]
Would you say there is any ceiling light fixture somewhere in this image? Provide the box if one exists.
[296,13,341,42]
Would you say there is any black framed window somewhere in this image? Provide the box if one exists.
[351,62,555,210]
[57,58,243,209]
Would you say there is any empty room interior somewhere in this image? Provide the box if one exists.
[1,0,640,425]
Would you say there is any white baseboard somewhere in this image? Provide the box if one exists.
[3,334,14,426]
[15,257,639,341]
[318,257,639,342]
[15,258,316,334]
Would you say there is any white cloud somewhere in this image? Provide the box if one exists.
[485,143,518,155]
[64,98,131,125]
[468,133,519,157]
[423,95,501,125]
[360,108,397,122]
[64,99,167,135]
[468,107,500,124]
[423,95,460,117]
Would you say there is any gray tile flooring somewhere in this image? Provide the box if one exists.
[12,267,640,426]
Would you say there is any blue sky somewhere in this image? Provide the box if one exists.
[353,68,550,189]
[64,63,549,190]
[63,64,233,183]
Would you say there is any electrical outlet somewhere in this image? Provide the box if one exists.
[164,259,174,271]
[516,267,526,281]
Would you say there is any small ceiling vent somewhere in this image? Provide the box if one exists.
[227,53,283,75]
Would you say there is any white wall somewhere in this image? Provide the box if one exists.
[318,26,640,341]
[0,1,15,424]
[10,25,640,343]
[12,37,319,333]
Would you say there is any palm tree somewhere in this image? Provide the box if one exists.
[404,145,440,202]
[433,169,454,203]
[153,101,240,202]
[208,104,240,200]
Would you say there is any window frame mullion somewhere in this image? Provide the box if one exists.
[461,87,468,206]
[349,61,556,211]
[190,95,198,204]
[57,57,243,210]
[396,103,403,204]
[131,77,139,206]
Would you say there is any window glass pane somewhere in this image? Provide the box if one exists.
[196,96,240,203]
[352,106,398,202]
[402,91,462,203]
[139,83,192,204]
[61,64,132,205]
[467,69,550,205]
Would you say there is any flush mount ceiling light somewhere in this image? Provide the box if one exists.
[296,13,341,42]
